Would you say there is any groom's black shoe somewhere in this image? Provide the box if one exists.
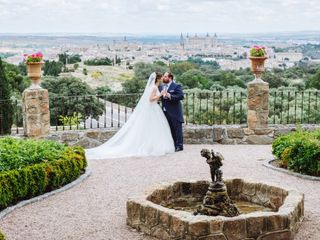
[175,147,183,152]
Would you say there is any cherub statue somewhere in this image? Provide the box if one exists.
[200,149,224,183]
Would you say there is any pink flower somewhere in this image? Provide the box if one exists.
[36,52,43,58]
[23,53,28,57]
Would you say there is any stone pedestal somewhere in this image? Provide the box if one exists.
[195,181,240,217]
[22,88,50,138]
[247,81,269,130]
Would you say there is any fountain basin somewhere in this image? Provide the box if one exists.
[127,179,304,240]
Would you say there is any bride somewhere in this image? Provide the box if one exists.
[86,72,175,159]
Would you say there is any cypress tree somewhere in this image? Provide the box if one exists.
[0,58,13,134]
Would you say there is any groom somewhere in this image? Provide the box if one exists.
[160,72,184,152]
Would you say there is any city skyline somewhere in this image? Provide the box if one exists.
[0,0,319,34]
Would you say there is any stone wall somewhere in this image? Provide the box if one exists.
[10,124,320,148]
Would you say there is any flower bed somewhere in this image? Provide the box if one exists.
[272,129,320,176]
[0,137,87,210]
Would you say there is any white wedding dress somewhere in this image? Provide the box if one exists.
[86,73,175,159]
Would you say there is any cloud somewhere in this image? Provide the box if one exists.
[0,0,319,33]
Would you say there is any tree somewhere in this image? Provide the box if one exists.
[43,60,63,76]
[84,57,112,66]
[0,58,13,134]
[306,69,320,89]
[58,53,81,65]
[188,57,220,70]
[115,55,121,65]
[95,86,112,96]
[2,61,30,96]
[211,71,246,88]
[262,72,289,88]
[41,77,104,125]
[122,77,146,93]
[133,62,168,81]
[170,61,197,77]
[18,62,27,75]
[177,69,210,89]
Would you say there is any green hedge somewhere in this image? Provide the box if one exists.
[272,129,320,176]
[0,232,4,240]
[0,137,67,171]
[0,145,87,210]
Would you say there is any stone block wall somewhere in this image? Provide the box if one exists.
[22,88,50,138]
[10,124,320,148]
[247,82,269,130]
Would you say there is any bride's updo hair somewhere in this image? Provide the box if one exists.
[155,72,163,84]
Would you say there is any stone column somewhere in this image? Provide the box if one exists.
[247,81,269,130]
[22,88,50,138]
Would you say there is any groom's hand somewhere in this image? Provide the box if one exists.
[166,92,171,99]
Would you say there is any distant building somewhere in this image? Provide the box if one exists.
[180,33,218,50]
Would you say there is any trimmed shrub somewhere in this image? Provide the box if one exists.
[272,129,320,176]
[0,144,87,210]
[0,232,5,240]
[0,137,68,171]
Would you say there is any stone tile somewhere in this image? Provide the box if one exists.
[126,201,141,226]
[151,227,170,240]
[213,127,225,142]
[145,206,158,227]
[256,184,271,205]
[230,179,244,196]
[267,215,288,232]
[192,181,209,198]
[198,233,227,240]
[188,220,210,237]
[257,230,292,240]
[242,182,256,196]
[170,216,187,238]
[209,218,223,233]
[245,135,273,145]
[85,131,101,139]
[243,128,255,135]
[227,128,245,139]
[172,182,182,198]
[223,218,247,240]
[181,182,192,195]
[246,216,267,238]
[158,210,170,228]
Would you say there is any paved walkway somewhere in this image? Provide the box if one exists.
[0,145,319,240]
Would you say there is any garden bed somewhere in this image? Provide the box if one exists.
[0,137,87,211]
[263,159,320,181]
[272,128,320,177]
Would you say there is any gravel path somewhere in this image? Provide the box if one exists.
[0,145,319,240]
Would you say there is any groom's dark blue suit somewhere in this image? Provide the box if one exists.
[159,81,184,150]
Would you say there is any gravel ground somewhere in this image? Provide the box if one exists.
[0,145,319,240]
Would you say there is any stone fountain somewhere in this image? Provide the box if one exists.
[127,149,304,240]
[194,149,239,217]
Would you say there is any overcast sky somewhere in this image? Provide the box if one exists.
[0,0,319,34]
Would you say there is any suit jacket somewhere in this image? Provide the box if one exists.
[159,81,184,123]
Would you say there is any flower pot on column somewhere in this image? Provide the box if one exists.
[27,62,44,89]
[249,56,268,83]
